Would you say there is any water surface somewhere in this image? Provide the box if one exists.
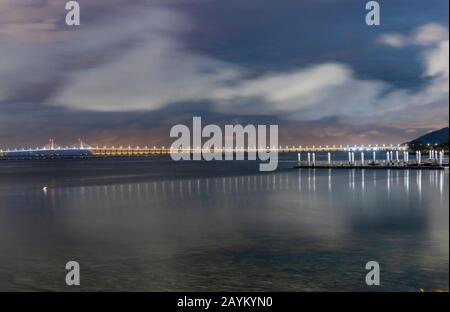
[0,156,448,291]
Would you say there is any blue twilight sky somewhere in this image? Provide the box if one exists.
[0,0,448,148]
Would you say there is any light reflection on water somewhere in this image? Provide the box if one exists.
[0,159,448,291]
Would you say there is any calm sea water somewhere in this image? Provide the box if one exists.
[0,154,448,291]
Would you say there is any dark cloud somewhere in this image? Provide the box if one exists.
[0,0,448,149]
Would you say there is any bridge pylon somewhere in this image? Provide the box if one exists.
[76,138,92,149]
[44,138,60,150]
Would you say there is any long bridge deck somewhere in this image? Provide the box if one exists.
[1,144,409,159]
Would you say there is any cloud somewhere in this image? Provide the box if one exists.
[413,23,449,46]
[378,34,406,48]
[0,1,448,139]
[380,23,449,90]
[53,10,240,111]
[377,23,449,121]
[424,40,449,79]
[378,23,449,120]
[0,41,60,102]
[211,64,391,120]
[47,6,448,127]
[0,1,180,104]
[379,23,448,47]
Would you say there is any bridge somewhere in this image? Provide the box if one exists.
[0,138,410,158]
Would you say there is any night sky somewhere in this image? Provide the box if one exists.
[0,0,448,148]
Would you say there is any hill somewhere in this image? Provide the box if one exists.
[408,127,449,148]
